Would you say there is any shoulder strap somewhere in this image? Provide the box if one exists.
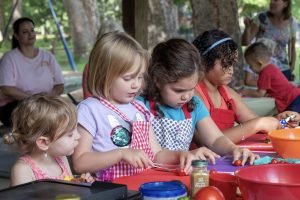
[149,100,191,119]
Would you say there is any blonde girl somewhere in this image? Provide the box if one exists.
[4,94,93,186]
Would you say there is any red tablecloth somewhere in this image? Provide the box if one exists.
[113,169,190,191]
[237,133,274,152]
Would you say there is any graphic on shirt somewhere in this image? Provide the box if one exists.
[135,112,143,121]
[108,115,131,147]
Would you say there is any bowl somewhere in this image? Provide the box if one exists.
[269,128,300,158]
[235,164,300,200]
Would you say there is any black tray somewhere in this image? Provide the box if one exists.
[0,179,140,200]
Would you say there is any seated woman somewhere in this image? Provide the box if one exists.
[0,17,64,127]
[192,29,299,144]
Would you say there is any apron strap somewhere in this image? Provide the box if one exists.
[149,100,191,119]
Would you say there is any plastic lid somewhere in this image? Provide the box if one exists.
[139,181,186,198]
[192,159,208,167]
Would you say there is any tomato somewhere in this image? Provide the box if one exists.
[270,158,278,164]
[177,169,187,176]
[209,169,217,175]
[194,186,225,200]
[233,159,242,166]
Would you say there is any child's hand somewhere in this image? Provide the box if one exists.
[190,147,220,165]
[122,149,152,168]
[178,151,197,175]
[232,147,259,166]
[277,111,300,128]
[81,173,95,183]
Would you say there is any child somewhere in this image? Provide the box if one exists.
[72,32,196,182]
[243,38,281,87]
[3,94,94,186]
[192,29,282,144]
[240,42,300,113]
[138,38,258,165]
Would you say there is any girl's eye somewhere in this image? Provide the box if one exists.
[123,77,131,81]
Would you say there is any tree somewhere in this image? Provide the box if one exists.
[190,0,244,86]
[134,0,179,49]
[63,0,100,60]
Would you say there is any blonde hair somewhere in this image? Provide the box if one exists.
[256,38,276,55]
[87,31,147,99]
[3,94,77,155]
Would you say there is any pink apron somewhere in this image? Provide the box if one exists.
[96,97,154,181]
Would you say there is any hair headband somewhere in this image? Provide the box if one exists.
[202,37,232,55]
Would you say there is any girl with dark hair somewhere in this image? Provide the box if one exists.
[192,29,299,144]
[139,38,258,166]
[241,0,297,81]
[0,17,64,127]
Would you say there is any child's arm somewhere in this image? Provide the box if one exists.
[72,125,152,174]
[149,127,196,172]
[244,71,257,86]
[195,117,258,165]
[240,88,267,97]
[10,160,35,186]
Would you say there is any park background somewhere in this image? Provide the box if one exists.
[0,0,300,85]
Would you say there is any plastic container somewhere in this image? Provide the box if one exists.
[269,128,300,158]
[139,181,187,200]
[236,164,300,200]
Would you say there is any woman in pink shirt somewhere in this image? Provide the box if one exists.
[0,17,64,127]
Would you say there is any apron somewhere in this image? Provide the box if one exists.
[198,83,239,131]
[96,97,154,181]
[149,101,193,151]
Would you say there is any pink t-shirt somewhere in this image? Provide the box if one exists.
[258,64,300,112]
[0,48,64,105]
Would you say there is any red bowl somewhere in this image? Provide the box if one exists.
[269,128,300,158]
[235,164,300,200]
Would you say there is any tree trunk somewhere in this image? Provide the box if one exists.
[190,0,244,86]
[62,0,91,60]
[81,0,101,43]
[135,0,178,49]
[12,0,22,21]
[122,0,135,37]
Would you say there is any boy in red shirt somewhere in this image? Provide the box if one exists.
[240,42,300,113]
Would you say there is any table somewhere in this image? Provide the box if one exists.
[237,133,273,152]
[0,179,141,200]
[243,97,277,116]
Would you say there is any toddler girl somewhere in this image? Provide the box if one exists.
[3,94,93,186]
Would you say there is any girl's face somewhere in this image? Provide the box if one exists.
[110,56,145,104]
[269,0,288,15]
[15,21,36,46]
[157,72,198,108]
[206,60,234,86]
[48,128,80,157]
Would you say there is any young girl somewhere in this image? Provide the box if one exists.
[192,29,297,144]
[138,38,257,165]
[3,94,93,186]
[72,32,196,182]
[241,42,300,113]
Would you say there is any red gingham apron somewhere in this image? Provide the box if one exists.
[96,97,154,181]
[197,82,239,131]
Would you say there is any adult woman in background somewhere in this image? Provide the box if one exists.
[0,17,64,127]
[241,0,297,81]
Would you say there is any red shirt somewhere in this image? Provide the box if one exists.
[258,64,300,112]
